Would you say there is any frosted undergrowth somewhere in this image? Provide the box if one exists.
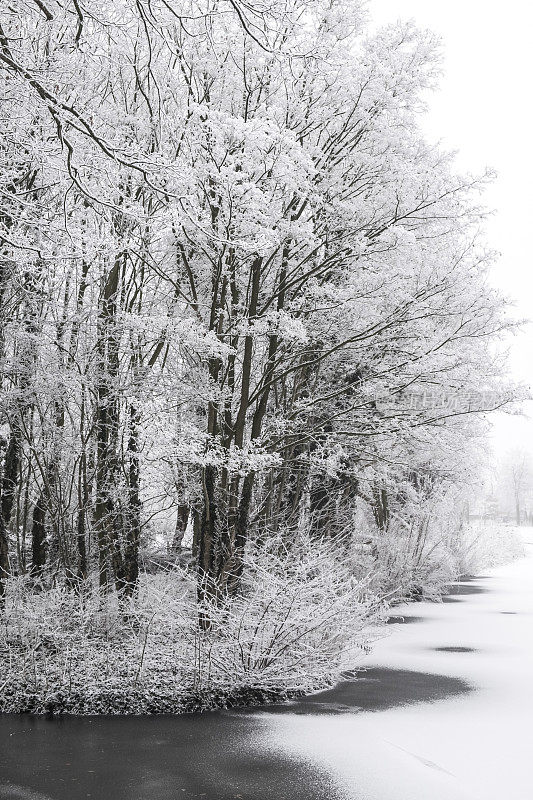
[0,522,522,713]
[0,534,382,713]
[453,520,526,573]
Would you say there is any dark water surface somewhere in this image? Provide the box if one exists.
[1,576,494,800]
[0,661,472,800]
[0,711,338,800]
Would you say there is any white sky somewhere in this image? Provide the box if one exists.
[370,0,533,468]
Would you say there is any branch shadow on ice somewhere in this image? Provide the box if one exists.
[256,668,473,716]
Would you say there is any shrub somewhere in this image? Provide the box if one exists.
[0,533,381,713]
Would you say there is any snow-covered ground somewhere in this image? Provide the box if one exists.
[258,531,533,800]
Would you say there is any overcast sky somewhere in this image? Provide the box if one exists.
[370,0,533,467]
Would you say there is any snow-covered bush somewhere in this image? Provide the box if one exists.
[0,533,381,713]
[350,492,498,602]
[348,491,526,606]
[450,520,525,574]
[342,490,454,602]
[191,533,382,691]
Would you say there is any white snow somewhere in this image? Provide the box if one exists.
[257,531,533,800]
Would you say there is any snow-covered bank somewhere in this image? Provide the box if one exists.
[255,530,533,800]
[0,524,522,716]
[0,535,380,715]
[0,530,529,799]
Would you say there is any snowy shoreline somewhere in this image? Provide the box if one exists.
[0,684,311,717]
[0,582,461,717]
[0,525,524,717]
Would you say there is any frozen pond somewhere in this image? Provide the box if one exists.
[1,534,532,800]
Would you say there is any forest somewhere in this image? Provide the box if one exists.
[0,0,517,714]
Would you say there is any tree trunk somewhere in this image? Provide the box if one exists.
[198,464,219,597]
[372,487,390,531]
[76,449,88,582]
[94,255,124,591]
[118,404,142,596]
[30,490,47,578]
[171,503,189,553]
[0,517,8,600]
[0,429,22,597]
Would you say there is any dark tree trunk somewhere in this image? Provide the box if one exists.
[372,487,390,531]
[198,464,219,597]
[30,490,47,577]
[0,517,8,600]
[226,470,255,595]
[192,508,201,559]
[118,404,142,596]
[2,435,21,534]
[76,503,88,582]
[171,503,189,553]
[309,478,337,536]
[76,451,88,582]
[94,256,125,591]
[0,430,22,597]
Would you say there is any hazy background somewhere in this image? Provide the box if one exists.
[371,0,533,485]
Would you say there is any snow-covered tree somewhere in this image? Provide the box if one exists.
[0,0,514,606]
